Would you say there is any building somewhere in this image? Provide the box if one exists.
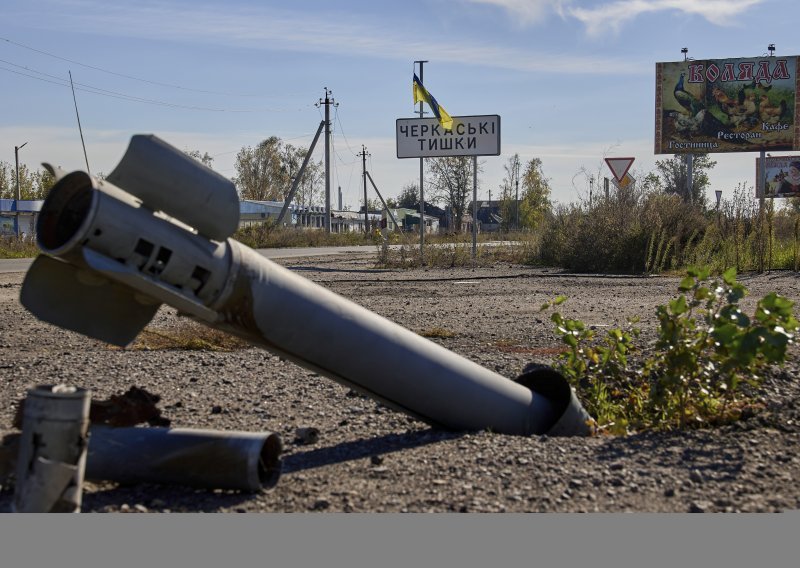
[239,200,380,233]
[383,207,440,234]
[466,200,510,232]
[0,199,43,238]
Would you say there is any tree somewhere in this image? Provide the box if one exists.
[184,149,214,168]
[519,158,551,230]
[498,154,522,231]
[396,182,419,209]
[655,154,716,207]
[288,146,323,210]
[0,162,54,200]
[360,198,382,212]
[234,137,290,201]
[426,156,477,232]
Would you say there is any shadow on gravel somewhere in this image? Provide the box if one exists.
[596,431,745,481]
[282,428,464,474]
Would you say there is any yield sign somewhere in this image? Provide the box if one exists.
[605,157,635,183]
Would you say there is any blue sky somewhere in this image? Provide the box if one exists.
[2,0,796,208]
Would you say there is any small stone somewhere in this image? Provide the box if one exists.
[689,500,713,513]
[211,405,223,414]
[295,427,320,445]
[568,478,584,488]
[370,455,384,465]
[664,487,676,497]
[689,469,703,483]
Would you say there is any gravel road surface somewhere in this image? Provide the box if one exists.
[1,253,798,512]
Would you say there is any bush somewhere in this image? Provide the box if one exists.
[541,267,798,434]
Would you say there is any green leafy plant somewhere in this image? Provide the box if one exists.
[541,267,797,434]
[540,296,641,433]
[646,266,798,429]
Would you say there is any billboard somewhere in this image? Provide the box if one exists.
[396,115,500,158]
[755,155,800,198]
[655,56,800,154]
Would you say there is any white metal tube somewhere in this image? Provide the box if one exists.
[24,140,593,437]
[13,385,91,513]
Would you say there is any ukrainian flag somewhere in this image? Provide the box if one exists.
[413,74,453,131]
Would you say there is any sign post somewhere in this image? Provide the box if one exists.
[396,115,501,260]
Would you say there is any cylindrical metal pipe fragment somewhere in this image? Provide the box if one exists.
[13,385,91,513]
[85,427,283,491]
[213,243,574,435]
[23,136,594,438]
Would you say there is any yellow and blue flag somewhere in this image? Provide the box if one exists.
[413,74,453,131]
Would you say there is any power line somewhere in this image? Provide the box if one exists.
[333,106,357,156]
[0,58,309,113]
[1,35,291,99]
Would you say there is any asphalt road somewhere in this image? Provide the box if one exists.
[0,245,382,274]
[0,241,518,273]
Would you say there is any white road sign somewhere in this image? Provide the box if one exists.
[604,157,635,182]
[396,115,501,158]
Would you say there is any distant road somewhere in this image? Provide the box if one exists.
[0,242,515,274]
[0,245,381,274]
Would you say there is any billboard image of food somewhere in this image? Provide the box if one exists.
[755,154,800,198]
[655,56,800,154]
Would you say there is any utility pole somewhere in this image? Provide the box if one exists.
[317,88,337,234]
[358,145,371,234]
[515,157,520,230]
[415,60,428,264]
[15,141,28,237]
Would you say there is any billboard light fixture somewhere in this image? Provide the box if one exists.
[768,44,776,56]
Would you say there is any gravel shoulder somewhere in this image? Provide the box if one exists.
[1,254,799,513]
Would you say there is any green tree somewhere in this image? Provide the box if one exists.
[655,154,716,207]
[396,182,419,209]
[234,137,290,201]
[519,158,551,230]
[0,161,54,200]
[426,156,478,233]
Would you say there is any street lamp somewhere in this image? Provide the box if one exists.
[15,142,29,237]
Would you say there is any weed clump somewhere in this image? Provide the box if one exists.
[541,267,798,434]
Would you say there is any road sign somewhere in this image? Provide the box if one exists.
[612,173,635,190]
[396,115,501,158]
[605,157,635,182]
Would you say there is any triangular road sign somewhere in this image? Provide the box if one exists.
[605,157,635,183]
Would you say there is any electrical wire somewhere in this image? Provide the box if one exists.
[1,35,297,99]
[333,106,358,157]
[0,57,310,113]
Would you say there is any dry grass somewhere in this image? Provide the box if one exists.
[115,325,251,351]
[418,327,457,339]
[0,236,39,259]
